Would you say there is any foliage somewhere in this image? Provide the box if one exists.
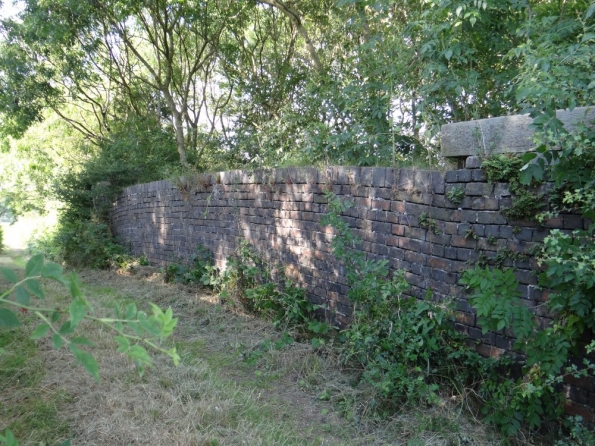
[556,416,595,446]
[462,264,595,437]
[482,154,545,220]
[482,154,525,184]
[217,240,314,329]
[28,114,178,269]
[30,220,130,270]
[164,244,218,287]
[322,192,481,407]
[418,212,440,234]
[539,229,595,340]
[446,186,466,205]
[0,225,3,253]
[0,254,179,381]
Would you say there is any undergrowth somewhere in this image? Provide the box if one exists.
[0,327,70,444]
[320,192,488,413]
[481,154,545,220]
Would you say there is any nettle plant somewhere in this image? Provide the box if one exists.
[0,254,180,380]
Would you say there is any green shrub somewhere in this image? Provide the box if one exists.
[0,224,3,253]
[164,244,217,286]
[322,192,484,408]
[217,240,313,328]
[30,219,130,269]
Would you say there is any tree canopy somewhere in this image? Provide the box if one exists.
[1,0,594,216]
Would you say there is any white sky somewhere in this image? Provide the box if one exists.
[0,0,22,20]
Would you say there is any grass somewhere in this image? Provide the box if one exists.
[0,248,505,445]
[0,308,70,445]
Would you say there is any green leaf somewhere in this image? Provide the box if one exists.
[0,429,17,445]
[41,262,64,281]
[71,336,95,346]
[519,163,544,185]
[26,278,45,299]
[125,303,137,320]
[31,323,51,340]
[587,3,595,19]
[0,308,21,327]
[52,333,63,349]
[59,321,74,335]
[139,318,161,336]
[25,254,44,277]
[114,335,130,352]
[51,311,61,322]
[68,273,83,299]
[69,299,87,328]
[59,440,72,446]
[581,33,595,42]
[14,285,30,306]
[0,267,18,284]
[69,345,100,383]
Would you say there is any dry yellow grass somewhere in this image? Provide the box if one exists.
[0,250,506,445]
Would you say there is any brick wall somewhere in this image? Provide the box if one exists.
[111,163,593,418]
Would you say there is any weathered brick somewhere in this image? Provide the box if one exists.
[451,235,478,249]
[114,166,586,384]
[466,182,494,196]
[465,156,482,169]
[476,344,505,359]
[399,238,428,253]
[564,400,595,422]
[477,211,507,225]
[431,171,446,194]
[444,246,458,260]
[427,232,451,245]
[404,250,427,265]
[444,170,459,183]
[564,214,584,229]
[372,168,386,187]
[391,224,405,236]
[405,226,427,240]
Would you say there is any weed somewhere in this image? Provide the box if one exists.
[462,265,595,438]
[418,212,440,234]
[464,228,478,240]
[446,186,466,204]
[322,192,484,409]
[481,154,545,221]
[218,240,313,328]
[164,244,217,286]
[487,235,498,245]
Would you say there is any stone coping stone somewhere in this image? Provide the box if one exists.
[441,106,595,157]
